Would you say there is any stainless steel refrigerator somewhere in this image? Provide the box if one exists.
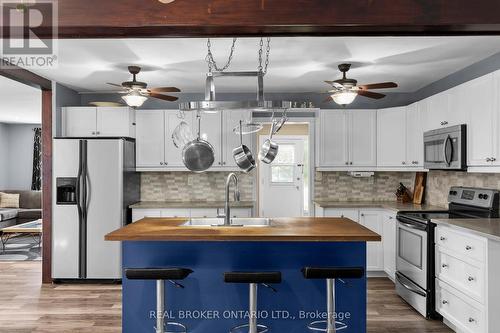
[52,138,140,280]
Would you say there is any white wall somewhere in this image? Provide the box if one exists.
[0,123,41,190]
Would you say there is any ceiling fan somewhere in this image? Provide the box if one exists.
[323,63,398,106]
[107,66,181,107]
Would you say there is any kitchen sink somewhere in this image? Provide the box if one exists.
[181,217,272,227]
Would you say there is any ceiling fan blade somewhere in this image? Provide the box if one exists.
[357,90,386,99]
[358,82,398,90]
[148,86,181,93]
[148,92,179,102]
[106,82,124,88]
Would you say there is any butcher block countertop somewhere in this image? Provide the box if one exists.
[105,217,381,242]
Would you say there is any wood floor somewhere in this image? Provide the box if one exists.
[0,262,452,333]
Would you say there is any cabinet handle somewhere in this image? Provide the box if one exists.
[466,245,472,250]
[388,216,393,219]
[469,318,475,323]
[160,162,164,165]
[164,162,168,166]
[468,276,475,282]
[492,157,497,162]
[96,131,100,135]
[486,157,492,162]
[442,300,448,305]
[345,162,349,165]
[442,263,448,268]
[360,213,365,217]
[440,236,446,241]
[92,131,96,135]
[441,121,448,125]
[402,161,406,165]
[350,162,353,165]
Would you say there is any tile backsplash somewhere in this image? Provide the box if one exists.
[141,172,254,202]
[426,171,500,207]
[314,171,416,202]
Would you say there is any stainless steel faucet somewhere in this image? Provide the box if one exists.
[224,173,240,226]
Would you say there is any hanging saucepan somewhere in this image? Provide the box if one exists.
[182,114,215,172]
[232,120,256,173]
[258,120,279,164]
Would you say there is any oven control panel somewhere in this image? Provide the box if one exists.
[448,186,500,209]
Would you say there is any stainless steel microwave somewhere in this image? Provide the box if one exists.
[423,124,466,170]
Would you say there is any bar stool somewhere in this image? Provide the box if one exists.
[224,271,282,333]
[301,267,364,333]
[125,267,193,333]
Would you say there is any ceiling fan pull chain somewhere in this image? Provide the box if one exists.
[205,38,237,72]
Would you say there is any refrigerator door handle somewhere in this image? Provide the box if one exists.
[78,140,88,279]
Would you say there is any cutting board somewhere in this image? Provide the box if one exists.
[413,172,427,204]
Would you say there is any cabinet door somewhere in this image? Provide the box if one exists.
[198,111,223,167]
[466,74,495,166]
[359,210,384,271]
[132,209,161,222]
[493,71,500,165]
[165,110,195,168]
[377,107,407,167]
[382,213,396,280]
[62,107,97,137]
[135,110,165,168]
[318,110,349,167]
[160,209,190,218]
[223,109,252,168]
[425,91,449,131]
[96,107,135,137]
[323,208,359,222]
[349,110,377,166]
[406,102,424,166]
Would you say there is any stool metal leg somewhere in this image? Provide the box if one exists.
[249,283,258,333]
[157,280,165,333]
[326,279,336,333]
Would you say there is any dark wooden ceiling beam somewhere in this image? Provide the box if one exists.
[4,0,500,38]
[0,65,52,90]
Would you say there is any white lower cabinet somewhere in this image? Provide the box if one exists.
[319,207,390,273]
[132,207,253,222]
[382,212,396,280]
[435,225,500,333]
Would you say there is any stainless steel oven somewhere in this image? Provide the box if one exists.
[424,124,466,170]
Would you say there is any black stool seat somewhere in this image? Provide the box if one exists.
[125,268,193,280]
[224,271,282,284]
[302,267,364,280]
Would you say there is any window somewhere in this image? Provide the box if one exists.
[271,144,295,183]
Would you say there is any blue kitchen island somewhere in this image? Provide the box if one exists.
[106,217,380,333]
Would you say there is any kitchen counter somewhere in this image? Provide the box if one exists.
[433,218,500,241]
[129,200,255,209]
[314,200,445,212]
[105,217,381,242]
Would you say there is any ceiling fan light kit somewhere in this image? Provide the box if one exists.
[122,90,148,107]
[331,90,358,106]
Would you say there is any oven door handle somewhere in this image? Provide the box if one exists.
[396,272,426,297]
[398,220,427,231]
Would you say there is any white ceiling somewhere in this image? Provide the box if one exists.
[29,36,500,94]
[0,76,41,124]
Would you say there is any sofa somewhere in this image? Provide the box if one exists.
[0,190,42,229]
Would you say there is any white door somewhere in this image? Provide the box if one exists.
[96,107,134,137]
[349,110,377,166]
[198,111,223,167]
[62,107,97,137]
[165,110,195,168]
[259,137,306,217]
[318,110,349,167]
[466,74,495,166]
[377,107,407,167]
[222,109,253,168]
[406,102,424,166]
[359,210,384,271]
[135,110,165,168]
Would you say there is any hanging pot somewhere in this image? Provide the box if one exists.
[233,120,256,173]
[258,120,279,164]
[182,114,215,172]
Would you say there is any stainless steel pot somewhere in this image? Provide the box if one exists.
[182,115,215,172]
[258,121,279,164]
[232,120,255,173]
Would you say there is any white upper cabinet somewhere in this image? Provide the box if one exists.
[62,107,97,137]
[164,110,195,168]
[350,110,377,166]
[406,102,424,167]
[465,73,497,167]
[377,107,407,167]
[135,110,166,168]
[317,109,376,169]
[199,111,223,167]
[317,110,349,167]
[424,91,450,131]
[62,106,135,138]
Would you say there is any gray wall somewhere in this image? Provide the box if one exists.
[79,51,500,110]
[53,82,80,137]
[0,123,41,190]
